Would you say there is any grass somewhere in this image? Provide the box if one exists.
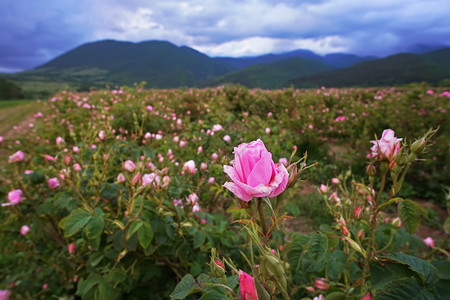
[0,99,46,136]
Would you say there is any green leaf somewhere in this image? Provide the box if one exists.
[101,183,120,200]
[377,197,402,212]
[326,251,346,281]
[77,273,102,296]
[85,213,105,239]
[199,290,227,300]
[138,222,154,249]
[405,199,429,219]
[88,252,104,267]
[324,291,347,300]
[444,217,450,234]
[30,171,45,184]
[375,277,434,300]
[387,253,439,289]
[307,233,328,262]
[98,280,119,300]
[54,191,73,209]
[59,209,92,237]
[398,200,420,234]
[171,274,201,299]
[193,230,206,249]
[127,220,144,240]
[370,259,418,290]
[288,235,309,273]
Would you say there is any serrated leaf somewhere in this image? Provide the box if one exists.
[193,230,206,249]
[288,235,309,273]
[405,199,429,219]
[444,217,450,235]
[59,209,91,237]
[199,290,227,300]
[77,273,102,296]
[127,220,144,240]
[101,183,120,200]
[85,214,105,239]
[399,200,420,234]
[138,222,153,249]
[387,253,438,289]
[171,274,201,299]
[326,251,346,281]
[370,259,418,290]
[377,197,402,212]
[306,233,328,262]
[375,277,434,300]
[54,192,73,209]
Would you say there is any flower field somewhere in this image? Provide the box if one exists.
[0,85,449,299]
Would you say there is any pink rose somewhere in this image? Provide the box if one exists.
[223,139,289,201]
[56,137,65,145]
[423,237,435,248]
[2,189,24,206]
[0,290,11,300]
[123,160,136,172]
[370,129,403,161]
[315,277,328,290]
[117,173,125,183]
[8,150,25,163]
[239,270,258,300]
[20,225,30,236]
[48,177,59,189]
[183,160,197,174]
[98,130,105,140]
[68,243,76,254]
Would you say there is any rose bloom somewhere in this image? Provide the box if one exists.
[223,135,231,142]
[123,160,136,172]
[2,189,24,206]
[20,225,30,236]
[370,129,403,161]
[98,130,105,140]
[239,270,258,300]
[48,177,60,189]
[423,237,435,248]
[8,150,25,163]
[56,137,65,145]
[183,160,197,174]
[223,139,289,201]
[0,290,11,300]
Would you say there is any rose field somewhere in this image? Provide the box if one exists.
[0,85,449,300]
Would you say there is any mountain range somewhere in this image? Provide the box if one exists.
[2,39,450,96]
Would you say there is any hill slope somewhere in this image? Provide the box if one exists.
[202,57,333,89]
[290,49,450,87]
[14,40,237,88]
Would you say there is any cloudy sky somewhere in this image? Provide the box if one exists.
[1,0,449,73]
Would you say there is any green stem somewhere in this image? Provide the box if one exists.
[258,199,268,237]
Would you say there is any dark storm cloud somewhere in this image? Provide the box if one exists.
[1,0,449,72]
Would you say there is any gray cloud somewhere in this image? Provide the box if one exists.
[1,0,449,72]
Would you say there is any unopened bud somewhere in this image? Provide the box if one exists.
[395,151,408,166]
[210,259,226,277]
[366,164,376,176]
[354,206,363,219]
[411,138,426,153]
[392,217,402,228]
[315,278,328,290]
[358,229,365,239]
[263,253,287,290]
